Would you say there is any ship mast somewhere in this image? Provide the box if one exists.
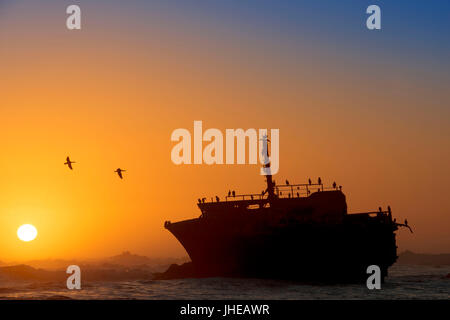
[261,134,276,202]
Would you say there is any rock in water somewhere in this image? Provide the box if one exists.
[153,262,198,280]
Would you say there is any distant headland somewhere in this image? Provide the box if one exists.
[397,251,450,265]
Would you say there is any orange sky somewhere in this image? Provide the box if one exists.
[1,1,449,261]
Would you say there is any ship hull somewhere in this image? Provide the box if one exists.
[166,217,397,283]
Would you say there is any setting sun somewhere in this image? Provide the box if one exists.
[17,224,38,242]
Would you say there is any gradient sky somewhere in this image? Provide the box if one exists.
[1,0,449,261]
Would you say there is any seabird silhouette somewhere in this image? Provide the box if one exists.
[115,168,126,179]
[64,156,76,170]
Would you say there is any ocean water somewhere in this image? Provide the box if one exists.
[0,265,448,300]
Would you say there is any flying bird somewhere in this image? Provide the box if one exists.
[64,156,76,170]
[115,168,126,179]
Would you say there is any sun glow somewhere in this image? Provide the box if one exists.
[17,224,38,242]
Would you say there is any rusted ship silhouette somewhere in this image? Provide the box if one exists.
[162,138,409,283]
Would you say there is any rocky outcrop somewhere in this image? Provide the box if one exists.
[153,262,199,280]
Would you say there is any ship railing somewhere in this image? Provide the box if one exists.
[274,183,339,198]
[221,184,341,202]
[350,210,390,216]
[349,209,393,224]
[225,193,266,201]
